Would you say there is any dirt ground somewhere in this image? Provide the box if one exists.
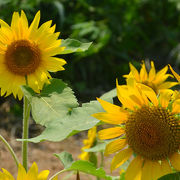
[0,128,119,180]
[0,100,119,179]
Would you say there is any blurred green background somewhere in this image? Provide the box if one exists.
[1,0,180,108]
[1,0,180,101]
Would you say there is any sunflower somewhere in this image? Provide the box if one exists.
[0,10,66,100]
[79,126,97,161]
[0,162,49,180]
[93,79,180,180]
[124,61,177,94]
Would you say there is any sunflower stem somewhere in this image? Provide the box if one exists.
[0,134,19,167]
[49,169,68,180]
[22,95,31,171]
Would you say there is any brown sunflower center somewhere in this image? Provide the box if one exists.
[5,40,41,76]
[125,106,179,161]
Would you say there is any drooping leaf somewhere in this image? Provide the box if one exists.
[55,152,119,180]
[60,39,92,54]
[69,160,112,180]
[54,152,73,169]
[20,78,115,143]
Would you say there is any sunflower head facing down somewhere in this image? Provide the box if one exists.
[124,61,177,94]
[0,162,49,180]
[0,10,66,100]
[79,126,97,161]
[93,79,180,180]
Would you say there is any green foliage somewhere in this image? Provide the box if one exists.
[54,152,73,169]
[84,142,107,152]
[20,79,97,142]
[69,161,112,180]
[55,151,119,180]
[60,39,92,54]
[20,78,115,142]
[158,172,180,180]
[2,0,180,101]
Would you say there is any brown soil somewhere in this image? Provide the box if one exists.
[0,99,119,180]
[0,129,119,180]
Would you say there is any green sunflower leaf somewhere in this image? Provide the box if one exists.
[158,172,180,180]
[54,151,73,169]
[60,39,92,54]
[22,78,79,126]
[53,153,120,180]
[100,88,116,100]
[54,152,118,180]
[84,142,107,152]
[20,78,115,143]
[68,160,112,180]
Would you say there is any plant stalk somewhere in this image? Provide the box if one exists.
[0,134,19,167]
[49,169,68,180]
[22,95,31,171]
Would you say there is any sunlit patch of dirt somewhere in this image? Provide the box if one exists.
[0,129,119,180]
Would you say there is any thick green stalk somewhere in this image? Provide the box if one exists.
[0,134,19,167]
[22,95,31,171]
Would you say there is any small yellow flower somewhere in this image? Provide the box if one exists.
[79,126,97,161]
[0,10,66,100]
[0,162,49,180]
[93,79,180,180]
[124,61,177,94]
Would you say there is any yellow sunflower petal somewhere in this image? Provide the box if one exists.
[172,99,180,113]
[0,172,7,180]
[98,127,125,140]
[44,57,66,72]
[92,112,128,125]
[169,64,180,82]
[129,63,140,81]
[148,61,156,81]
[39,35,61,49]
[141,160,162,180]
[0,22,12,44]
[125,156,143,180]
[104,138,127,155]
[153,66,171,85]
[78,151,89,161]
[44,46,65,56]
[20,10,29,38]
[137,83,158,106]
[159,159,172,178]
[11,12,20,39]
[37,170,49,180]
[116,83,137,110]
[96,98,126,114]
[111,148,133,171]
[140,61,148,82]
[28,11,40,37]
[158,81,178,89]
[169,151,180,171]
[159,90,173,108]
[34,20,52,41]
[1,169,14,180]
[17,164,27,180]
[27,162,38,179]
